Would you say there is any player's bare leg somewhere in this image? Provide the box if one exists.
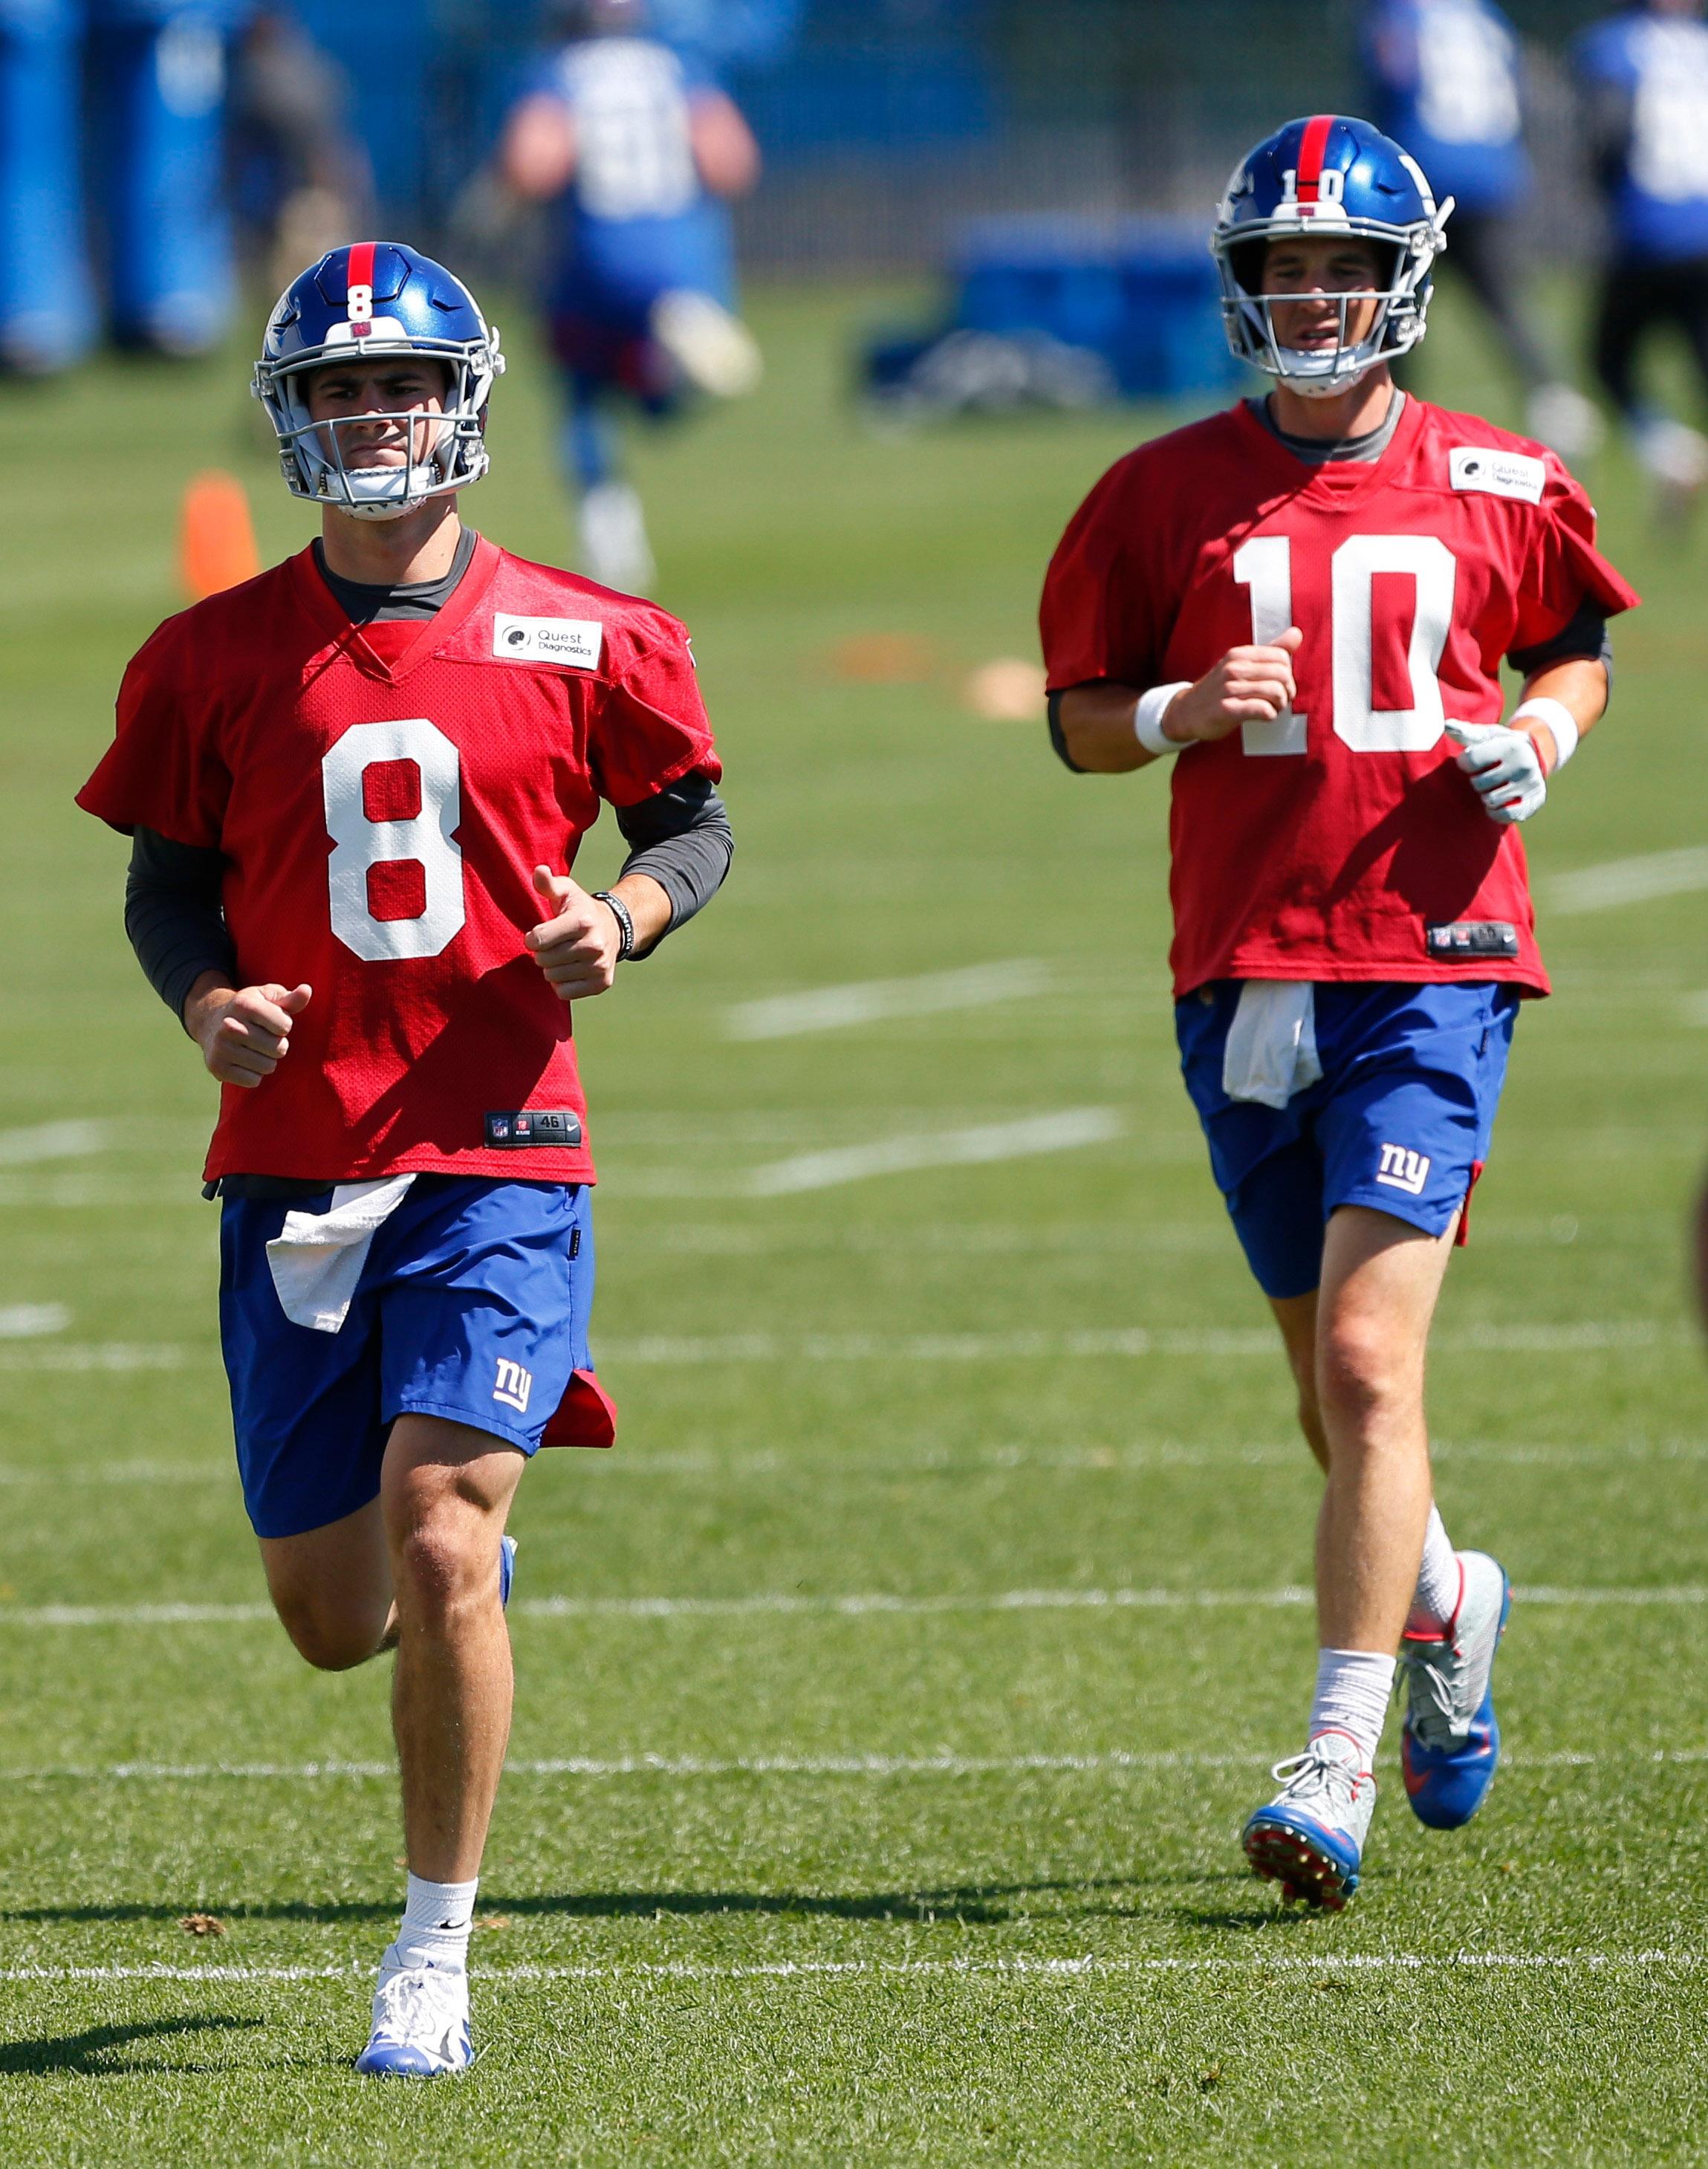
[380,1416,525,1883]
[337,1416,525,2078]
[1270,1283,1465,1643]
[1311,1206,1454,1654]
[259,1500,395,1671]
[1244,1209,1452,1904]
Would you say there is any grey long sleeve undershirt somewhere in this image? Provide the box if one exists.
[126,779,732,1021]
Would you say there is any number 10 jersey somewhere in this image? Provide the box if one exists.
[1039,396,1639,998]
[79,536,720,1184]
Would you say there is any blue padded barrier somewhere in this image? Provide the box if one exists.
[0,0,96,373]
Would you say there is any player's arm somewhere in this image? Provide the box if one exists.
[525,779,733,1000]
[525,869,671,1001]
[124,827,313,1091]
[1449,610,1612,825]
[1053,629,1304,774]
[688,91,761,199]
[499,92,578,201]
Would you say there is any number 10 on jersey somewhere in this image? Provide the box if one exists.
[1233,534,1458,757]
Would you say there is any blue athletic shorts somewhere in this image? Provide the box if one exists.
[1175,981,1521,1303]
[218,1177,608,1542]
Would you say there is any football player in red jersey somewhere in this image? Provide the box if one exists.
[78,244,733,2072]
[1042,117,1637,1910]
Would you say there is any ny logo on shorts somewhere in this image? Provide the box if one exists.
[493,1358,533,1414]
[1374,1144,1432,1197]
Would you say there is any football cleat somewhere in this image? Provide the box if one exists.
[1243,1729,1375,1911]
[651,289,763,401]
[1633,415,1708,528]
[499,1532,516,1609]
[578,480,655,594]
[1399,1550,1510,1831]
[1526,382,1604,464]
[354,1961,473,2078]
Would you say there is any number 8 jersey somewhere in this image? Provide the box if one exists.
[1039,397,1639,998]
[79,536,720,1184]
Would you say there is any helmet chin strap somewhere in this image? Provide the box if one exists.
[1282,359,1381,401]
[319,458,445,520]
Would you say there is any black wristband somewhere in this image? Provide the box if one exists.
[594,889,635,961]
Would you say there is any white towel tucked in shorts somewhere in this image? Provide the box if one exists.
[264,1175,418,1334]
[1220,982,1322,1110]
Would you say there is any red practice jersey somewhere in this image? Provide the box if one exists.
[1040,397,1639,996]
[79,536,719,1184]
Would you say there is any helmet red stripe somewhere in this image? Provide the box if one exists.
[1296,114,1335,201]
[346,241,377,295]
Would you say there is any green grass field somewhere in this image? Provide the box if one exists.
[1,276,1707,2164]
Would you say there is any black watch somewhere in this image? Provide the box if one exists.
[594,889,635,961]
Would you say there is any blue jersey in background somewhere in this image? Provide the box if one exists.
[1362,0,1530,213]
[542,35,735,322]
[1574,7,1708,261]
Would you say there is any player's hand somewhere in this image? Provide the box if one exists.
[525,865,620,1002]
[1163,627,1304,743]
[1445,720,1549,824]
[187,982,313,1089]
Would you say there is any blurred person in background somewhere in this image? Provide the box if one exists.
[498,0,762,592]
[228,8,374,296]
[1361,0,1602,458]
[1573,0,1708,519]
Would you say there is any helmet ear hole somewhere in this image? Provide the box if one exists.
[1228,241,1267,299]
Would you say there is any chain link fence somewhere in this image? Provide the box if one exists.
[292,0,1625,273]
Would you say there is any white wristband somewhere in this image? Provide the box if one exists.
[1513,696,1579,771]
[1134,681,1193,759]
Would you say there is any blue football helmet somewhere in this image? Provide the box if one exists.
[253,243,504,521]
[1212,115,1452,398]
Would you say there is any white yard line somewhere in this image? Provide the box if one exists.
[0,1322,1673,1374]
[600,1320,1669,1364]
[0,1120,110,1168]
[5,1583,1708,1629]
[0,1305,68,1340]
[0,1953,1698,1985]
[1548,846,1708,915]
[1681,992,1708,1028]
[0,1745,1696,1785]
[727,961,1053,1042]
[747,1109,1123,1196]
[0,1345,189,1373]
[1,1434,1700,1486]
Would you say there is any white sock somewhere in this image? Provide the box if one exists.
[387,1873,478,1976]
[1406,1505,1462,1636]
[1308,1647,1396,1772]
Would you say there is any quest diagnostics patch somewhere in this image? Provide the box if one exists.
[1449,446,1545,505]
[492,613,604,669]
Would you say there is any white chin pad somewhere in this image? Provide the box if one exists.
[324,460,441,516]
[1279,359,1378,400]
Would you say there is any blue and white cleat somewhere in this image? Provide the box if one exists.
[499,1532,517,1609]
[354,1961,474,2078]
[1399,1549,1511,1831]
[1242,1729,1375,1912]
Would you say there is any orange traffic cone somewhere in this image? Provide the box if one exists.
[180,470,261,600]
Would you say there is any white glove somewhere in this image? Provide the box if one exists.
[1444,719,1548,824]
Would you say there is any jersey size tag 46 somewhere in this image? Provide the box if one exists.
[485,1109,583,1149]
[1449,447,1545,505]
[492,614,604,669]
